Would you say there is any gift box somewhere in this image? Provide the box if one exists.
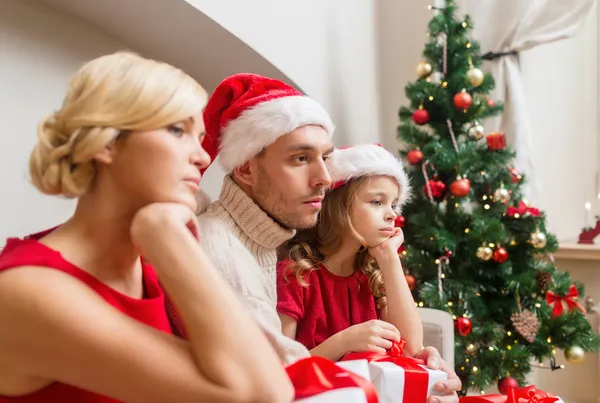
[459,385,564,403]
[342,340,448,403]
[286,356,378,403]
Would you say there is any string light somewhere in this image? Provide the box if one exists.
[514,213,521,218]
[488,346,494,351]
[418,302,424,307]
[435,259,440,264]
[430,236,434,240]
[465,358,470,363]
[442,82,448,88]
[472,366,478,372]
[452,315,457,320]
[462,313,468,318]
[535,303,541,308]
[447,301,453,306]
[484,204,490,210]
[441,273,446,279]
[455,202,459,207]
[507,345,512,350]
[488,243,495,248]
[466,42,472,48]
[507,331,512,336]
[461,21,468,28]
[482,196,488,200]
[547,337,552,343]
[465,228,470,233]
[480,171,486,175]
[429,96,434,101]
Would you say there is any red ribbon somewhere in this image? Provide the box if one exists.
[342,340,430,403]
[506,201,541,218]
[459,386,558,403]
[545,284,586,318]
[286,356,378,403]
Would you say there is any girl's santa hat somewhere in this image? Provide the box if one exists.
[326,144,411,210]
[201,73,335,174]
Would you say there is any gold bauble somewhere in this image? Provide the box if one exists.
[429,71,444,85]
[476,246,493,261]
[468,124,485,140]
[530,231,547,249]
[494,188,511,204]
[564,345,585,364]
[466,67,484,87]
[416,61,433,78]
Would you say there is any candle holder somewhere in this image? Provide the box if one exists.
[578,215,600,244]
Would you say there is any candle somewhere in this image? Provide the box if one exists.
[585,202,592,228]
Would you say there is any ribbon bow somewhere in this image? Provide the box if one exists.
[342,339,430,403]
[507,386,559,403]
[545,285,586,318]
[286,356,378,403]
[507,201,541,218]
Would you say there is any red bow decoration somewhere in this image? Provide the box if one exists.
[342,340,430,403]
[507,201,541,218]
[507,386,559,403]
[286,356,378,403]
[459,386,558,403]
[545,285,586,318]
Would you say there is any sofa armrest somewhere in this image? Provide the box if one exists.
[417,307,455,370]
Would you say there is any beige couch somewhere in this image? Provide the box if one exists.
[418,308,455,369]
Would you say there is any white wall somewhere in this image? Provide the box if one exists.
[0,0,129,242]
[184,0,381,149]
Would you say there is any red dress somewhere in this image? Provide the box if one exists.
[276,259,378,350]
[0,229,173,403]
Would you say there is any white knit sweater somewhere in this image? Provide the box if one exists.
[197,176,310,364]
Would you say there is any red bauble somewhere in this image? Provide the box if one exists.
[407,149,424,165]
[487,97,496,108]
[397,245,406,255]
[453,90,472,109]
[509,167,522,184]
[405,273,417,291]
[487,132,506,151]
[493,247,509,263]
[455,317,472,336]
[498,376,519,395]
[449,178,471,197]
[423,180,446,200]
[395,216,406,228]
[412,108,430,125]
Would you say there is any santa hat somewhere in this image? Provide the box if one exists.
[201,73,335,174]
[326,144,411,210]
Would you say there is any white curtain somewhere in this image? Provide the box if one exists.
[456,0,596,198]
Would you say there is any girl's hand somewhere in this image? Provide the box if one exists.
[338,319,401,354]
[369,228,404,263]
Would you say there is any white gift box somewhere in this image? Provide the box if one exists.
[296,388,371,403]
[368,361,447,403]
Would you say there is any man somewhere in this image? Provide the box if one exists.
[196,74,461,402]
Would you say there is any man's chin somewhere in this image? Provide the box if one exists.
[281,213,319,230]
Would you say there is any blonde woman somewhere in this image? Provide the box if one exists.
[0,52,292,403]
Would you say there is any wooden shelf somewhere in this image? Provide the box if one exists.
[554,242,600,261]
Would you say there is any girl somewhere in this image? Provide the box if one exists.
[277,143,423,361]
[0,52,291,403]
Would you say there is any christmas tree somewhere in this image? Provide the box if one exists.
[396,1,600,396]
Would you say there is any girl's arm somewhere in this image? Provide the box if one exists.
[0,204,292,403]
[279,314,401,362]
[371,230,424,357]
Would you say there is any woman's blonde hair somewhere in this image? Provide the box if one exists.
[30,51,208,197]
[282,177,387,308]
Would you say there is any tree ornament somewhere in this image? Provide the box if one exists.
[530,231,547,249]
[493,187,511,204]
[453,90,472,109]
[536,271,553,291]
[466,67,484,87]
[498,376,519,395]
[412,107,430,125]
[455,317,472,336]
[510,310,540,343]
[450,177,471,197]
[487,132,506,151]
[416,61,433,78]
[394,216,406,228]
[476,246,493,261]
[564,345,585,364]
[486,97,496,107]
[405,273,417,291]
[429,71,444,85]
[493,247,509,263]
[467,123,485,140]
[423,179,446,200]
[509,167,522,183]
[407,149,424,165]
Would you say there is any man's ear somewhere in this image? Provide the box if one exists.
[232,160,257,187]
